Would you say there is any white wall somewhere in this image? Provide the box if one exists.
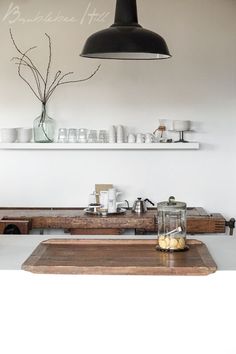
[0,0,235,218]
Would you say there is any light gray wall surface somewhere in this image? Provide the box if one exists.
[0,0,235,218]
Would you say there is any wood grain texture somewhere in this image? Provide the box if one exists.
[0,208,226,234]
[187,213,225,234]
[70,228,122,235]
[22,239,217,276]
[0,209,155,231]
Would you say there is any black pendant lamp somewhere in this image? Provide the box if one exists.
[80,0,171,60]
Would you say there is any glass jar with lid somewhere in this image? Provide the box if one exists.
[157,196,187,252]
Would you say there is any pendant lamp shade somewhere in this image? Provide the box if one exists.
[80,0,171,60]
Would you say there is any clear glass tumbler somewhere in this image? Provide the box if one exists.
[87,130,97,143]
[68,129,77,143]
[98,130,108,143]
[57,128,68,143]
[77,129,88,143]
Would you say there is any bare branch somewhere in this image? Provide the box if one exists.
[12,56,44,100]
[10,29,101,106]
[10,28,45,89]
[44,33,52,101]
[45,70,62,100]
[17,49,43,102]
[58,65,101,86]
[46,66,101,102]
[56,71,74,83]
[46,72,74,101]
[12,56,45,84]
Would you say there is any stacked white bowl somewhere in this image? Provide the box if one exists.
[0,128,17,143]
[0,128,32,143]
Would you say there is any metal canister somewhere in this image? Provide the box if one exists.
[157,196,187,252]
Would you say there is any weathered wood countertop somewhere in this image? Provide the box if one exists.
[0,207,226,234]
[0,208,155,230]
[22,239,217,276]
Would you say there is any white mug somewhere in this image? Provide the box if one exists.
[117,125,124,143]
[108,126,116,143]
[136,133,144,144]
[128,134,136,143]
[0,128,17,143]
[17,128,32,143]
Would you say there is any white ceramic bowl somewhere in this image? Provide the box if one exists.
[173,120,191,132]
[1,128,17,143]
[17,128,32,143]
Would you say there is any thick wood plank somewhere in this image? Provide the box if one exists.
[187,213,226,234]
[0,209,155,231]
[22,239,217,276]
[0,208,226,234]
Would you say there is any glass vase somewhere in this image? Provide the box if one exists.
[33,104,56,143]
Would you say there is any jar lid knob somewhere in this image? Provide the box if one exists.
[168,196,176,205]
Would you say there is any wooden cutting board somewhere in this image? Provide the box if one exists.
[22,239,217,276]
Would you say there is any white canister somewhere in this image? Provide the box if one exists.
[17,128,32,143]
[117,125,124,143]
[108,126,116,143]
[99,191,109,209]
[108,188,118,213]
[0,128,17,143]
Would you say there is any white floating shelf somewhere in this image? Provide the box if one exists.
[0,143,200,150]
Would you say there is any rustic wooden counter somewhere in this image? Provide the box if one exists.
[0,207,226,235]
[22,239,217,276]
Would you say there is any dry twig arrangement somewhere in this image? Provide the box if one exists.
[10,29,100,121]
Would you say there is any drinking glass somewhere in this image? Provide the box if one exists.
[98,130,108,143]
[68,129,77,143]
[145,133,155,143]
[136,133,145,143]
[77,129,88,143]
[57,128,68,143]
[87,130,97,143]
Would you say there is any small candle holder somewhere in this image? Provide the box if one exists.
[172,120,191,143]
[175,130,189,143]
